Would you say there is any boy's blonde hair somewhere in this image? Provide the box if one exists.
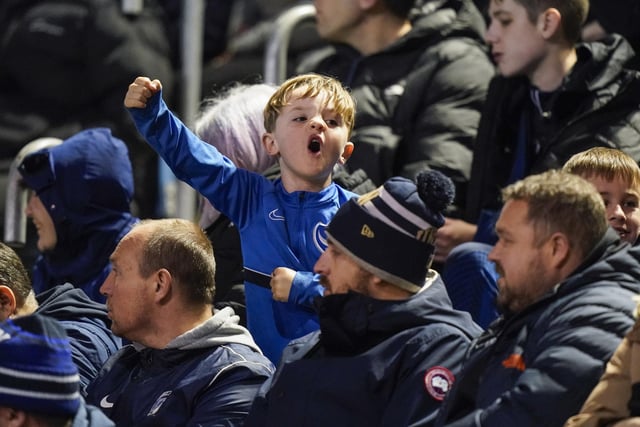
[563,147,640,193]
[263,73,356,138]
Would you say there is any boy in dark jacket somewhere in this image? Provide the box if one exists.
[437,0,640,260]
[438,0,640,327]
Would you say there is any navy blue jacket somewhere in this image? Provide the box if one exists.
[246,275,482,427]
[36,283,121,396]
[435,229,640,427]
[86,308,274,426]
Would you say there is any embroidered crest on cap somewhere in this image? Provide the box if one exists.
[424,366,454,401]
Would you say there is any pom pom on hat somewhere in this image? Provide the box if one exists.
[416,169,455,219]
[0,314,81,418]
[326,170,455,293]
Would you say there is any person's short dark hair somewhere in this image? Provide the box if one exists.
[510,0,589,44]
[137,219,216,304]
[0,242,31,307]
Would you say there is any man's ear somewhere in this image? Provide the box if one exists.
[262,132,279,156]
[546,232,571,270]
[338,142,354,165]
[153,269,173,303]
[538,8,562,40]
[0,286,17,320]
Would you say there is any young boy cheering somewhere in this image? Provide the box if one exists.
[124,74,355,363]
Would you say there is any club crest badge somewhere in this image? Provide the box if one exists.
[424,366,454,401]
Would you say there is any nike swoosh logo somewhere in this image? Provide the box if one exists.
[100,395,115,409]
[268,209,285,221]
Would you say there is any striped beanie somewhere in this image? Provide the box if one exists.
[0,314,80,417]
[326,170,455,293]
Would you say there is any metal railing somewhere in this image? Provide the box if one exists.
[263,4,316,84]
[4,137,63,247]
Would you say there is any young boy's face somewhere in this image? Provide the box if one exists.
[585,175,640,244]
[262,88,353,191]
[485,0,547,79]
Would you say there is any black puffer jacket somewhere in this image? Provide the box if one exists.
[297,0,495,216]
[466,34,640,223]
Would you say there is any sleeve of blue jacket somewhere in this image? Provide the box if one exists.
[288,271,324,309]
[127,90,262,226]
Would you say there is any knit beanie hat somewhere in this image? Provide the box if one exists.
[326,170,455,293]
[0,314,81,417]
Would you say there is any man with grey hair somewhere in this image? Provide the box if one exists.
[86,218,274,426]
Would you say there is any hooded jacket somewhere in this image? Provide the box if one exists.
[19,128,139,303]
[466,35,640,224]
[435,229,640,427]
[297,0,495,215]
[36,283,121,396]
[246,275,483,427]
[86,307,274,426]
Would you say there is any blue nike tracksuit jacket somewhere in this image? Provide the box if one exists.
[128,91,356,363]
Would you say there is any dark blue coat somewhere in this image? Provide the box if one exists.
[36,283,121,396]
[246,276,482,427]
[435,229,640,427]
[86,310,274,426]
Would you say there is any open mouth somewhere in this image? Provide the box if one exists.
[308,137,321,153]
[616,228,628,238]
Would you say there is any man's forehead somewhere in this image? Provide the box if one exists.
[498,199,531,226]
[111,231,144,259]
